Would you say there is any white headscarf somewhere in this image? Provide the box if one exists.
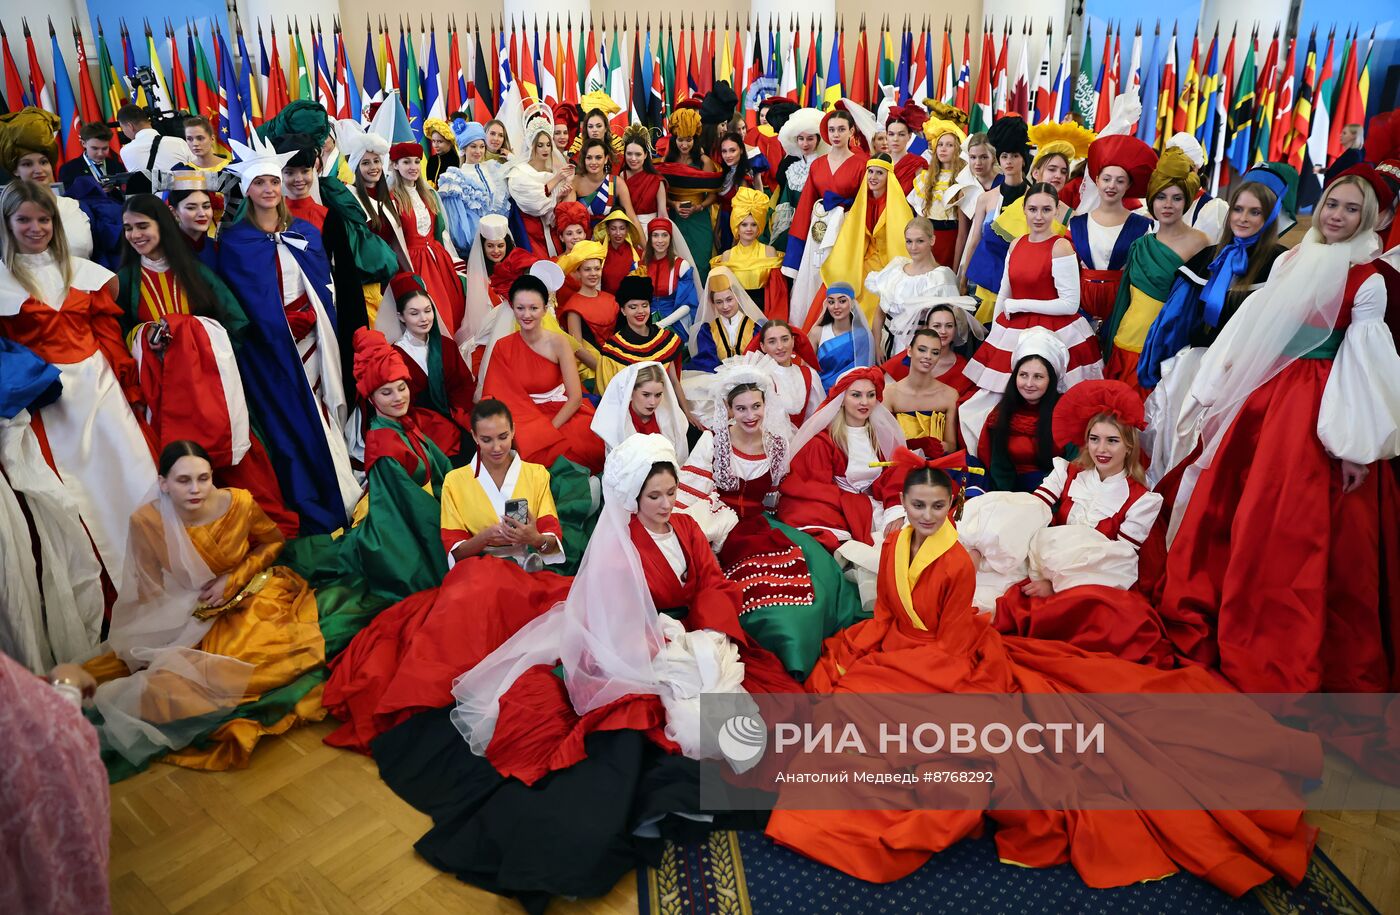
[592,361,691,461]
[689,267,768,358]
[1011,326,1072,392]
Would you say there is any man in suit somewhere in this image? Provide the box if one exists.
[57,123,121,198]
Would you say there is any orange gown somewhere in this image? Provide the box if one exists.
[481,333,605,473]
[765,523,1319,896]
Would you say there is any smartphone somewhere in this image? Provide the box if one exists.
[503,498,530,525]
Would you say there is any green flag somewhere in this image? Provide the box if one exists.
[1073,24,1095,125]
[1226,38,1256,172]
[293,30,312,101]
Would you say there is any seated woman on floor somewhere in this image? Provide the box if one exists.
[676,356,863,676]
[977,327,1069,493]
[688,267,768,374]
[87,440,327,774]
[594,274,687,396]
[810,281,877,391]
[593,209,645,296]
[642,217,701,342]
[319,397,581,754]
[764,453,1318,899]
[880,301,979,402]
[777,366,906,556]
[284,328,453,603]
[591,361,691,461]
[751,318,825,426]
[478,274,605,474]
[555,240,618,375]
[960,380,1172,667]
[710,187,789,319]
[385,274,476,463]
[882,329,960,457]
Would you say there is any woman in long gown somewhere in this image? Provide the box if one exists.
[318,398,579,754]
[477,274,605,473]
[642,217,701,340]
[1137,165,1293,482]
[1067,135,1157,323]
[555,239,618,375]
[713,131,766,254]
[962,182,1102,457]
[676,357,863,676]
[0,180,156,593]
[619,125,667,225]
[387,142,465,335]
[710,187,788,318]
[340,121,411,277]
[657,106,721,283]
[1159,173,1400,700]
[964,380,1173,667]
[777,366,906,555]
[960,116,1032,315]
[87,441,325,773]
[770,108,826,255]
[751,318,825,426]
[764,461,1319,896]
[977,328,1069,493]
[881,302,979,401]
[781,105,869,278]
[117,194,296,536]
[217,134,360,535]
[1100,148,1210,398]
[385,275,475,461]
[505,113,574,257]
[866,217,969,357]
[437,120,510,255]
[570,138,630,230]
[593,209,644,296]
[810,282,877,390]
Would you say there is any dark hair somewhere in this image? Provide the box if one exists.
[121,194,224,318]
[116,104,150,125]
[509,274,549,304]
[352,154,394,231]
[903,466,954,496]
[166,188,212,212]
[826,109,856,131]
[1023,181,1060,208]
[909,327,942,350]
[718,131,752,187]
[640,461,679,495]
[78,122,112,143]
[991,354,1060,473]
[1220,180,1283,288]
[482,235,517,274]
[577,137,612,173]
[470,398,514,429]
[664,132,704,168]
[158,440,212,476]
[395,287,433,314]
[623,138,659,175]
[869,152,892,165]
[725,381,764,408]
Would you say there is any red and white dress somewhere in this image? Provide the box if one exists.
[397,189,466,335]
[959,458,1173,667]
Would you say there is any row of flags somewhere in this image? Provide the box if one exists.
[0,13,1380,184]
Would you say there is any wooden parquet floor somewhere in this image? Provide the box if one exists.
[111,724,1400,915]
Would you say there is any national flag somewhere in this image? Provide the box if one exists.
[1307,28,1335,169]
[1052,24,1073,123]
[1226,30,1256,173]
[23,20,52,114]
[894,19,912,104]
[718,16,734,88]
[583,20,604,95]
[540,21,559,107]
[1357,27,1374,125]
[1174,29,1200,135]
[1253,28,1279,164]
[165,21,190,113]
[699,16,714,95]
[1135,24,1161,145]
[73,23,103,127]
[1156,24,1177,143]
[971,21,994,133]
[382,18,399,93]
[630,26,646,123]
[467,18,490,119]
[189,23,219,125]
[1285,28,1317,172]
[142,22,173,112]
[401,20,423,138]
[265,22,291,117]
[822,20,845,109]
[398,20,410,100]
[1072,20,1094,125]
[289,25,310,101]
[955,21,971,111]
[215,27,247,144]
[47,20,79,161]
[341,24,360,121]
[779,19,798,101]
[1195,29,1222,156]
[1028,23,1052,123]
[937,22,954,103]
[1209,31,1234,194]
[236,24,264,129]
[1008,22,1030,120]
[922,19,936,99]
[312,23,335,109]
[1327,29,1360,163]
[256,22,271,105]
[423,20,443,120]
[991,22,1010,119]
[648,26,666,129]
[443,18,463,113]
[563,17,580,105]
[607,21,628,132]
[850,17,869,108]
[1,24,28,110]
[1092,24,1118,130]
[496,23,514,109]
[664,21,678,111]
[1269,35,1295,161]
[804,21,820,107]
[1125,23,1143,100]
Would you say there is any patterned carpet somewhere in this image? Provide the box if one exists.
[638,831,1379,915]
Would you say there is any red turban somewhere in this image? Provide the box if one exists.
[353,327,411,400]
[817,365,886,409]
[1086,135,1158,198]
[1051,380,1145,450]
[647,217,674,236]
[554,201,591,237]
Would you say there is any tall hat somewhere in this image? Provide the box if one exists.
[986,115,1031,161]
[227,131,299,194]
[1086,135,1158,197]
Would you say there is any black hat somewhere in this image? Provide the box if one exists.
[699,81,739,125]
[986,115,1031,159]
[616,274,654,305]
[763,99,800,132]
[270,133,318,169]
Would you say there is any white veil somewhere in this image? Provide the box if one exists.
[787,367,905,471]
[701,353,796,442]
[591,361,691,461]
[689,266,768,358]
[93,491,254,764]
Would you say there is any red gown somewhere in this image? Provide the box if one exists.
[484,513,798,786]
[556,290,619,347]
[1159,263,1400,696]
[765,527,1319,895]
[786,153,870,256]
[777,431,902,552]
[623,171,666,217]
[398,192,466,335]
[481,333,605,473]
[992,465,1174,668]
[977,405,1048,490]
[600,243,635,295]
[286,196,328,232]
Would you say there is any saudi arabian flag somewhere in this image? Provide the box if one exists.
[1073,24,1095,124]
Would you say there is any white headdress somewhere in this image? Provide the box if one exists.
[591,362,691,461]
[703,353,795,441]
[689,266,768,357]
[478,214,511,241]
[778,108,829,157]
[336,118,390,174]
[1166,132,1206,170]
[226,131,297,195]
[1011,326,1071,392]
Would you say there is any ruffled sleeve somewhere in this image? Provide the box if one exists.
[675,432,739,547]
[1319,274,1400,463]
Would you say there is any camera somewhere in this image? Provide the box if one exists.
[131,65,193,138]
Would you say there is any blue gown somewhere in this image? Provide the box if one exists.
[815,326,874,390]
[690,316,758,374]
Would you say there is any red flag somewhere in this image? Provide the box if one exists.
[266,22,290,115]
[1,24,25,110]
[24,20,53,113]
[445,20,463,113]
[73,25,102,124]
[851,18,869,107]
[1329,33,1363,161]
[563,19,578,105]
[167,22,190,112]
[333,24,351,119]
[802,24,818,106]
[1270,37,1296,161]
[1093,25,1116,130]
[686,20,701,99]
[956,23,971,111]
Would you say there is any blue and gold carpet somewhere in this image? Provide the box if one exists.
[638,832,1377,915]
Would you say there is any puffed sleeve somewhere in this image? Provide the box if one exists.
[1027,525,1140,591]
[1318,274,1400,463]
[1116,490,1163,549]
[956,490,1053,612]
[1003,254,1081,317]
[675,432,739,548]
[505,164,558,218]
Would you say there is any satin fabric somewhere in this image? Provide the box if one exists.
[480,334,605,473]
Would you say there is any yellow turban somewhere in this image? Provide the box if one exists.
[922,117,967,148]
[669,108,701,139]
[1146,147,1202,209]
[579,91,621,117]
[423,118,454,144]
[557,240,608,275]
[729,187,772,234]
[0,107,59,173]
[1028,120,1096,170]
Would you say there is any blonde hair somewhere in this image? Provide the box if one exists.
[633,364,666,387]
[826,400,878,457]
[1318,175,1379,241]
[238,192,293,232]
[389,166,441,220]
[920,137,966,216]
[0,180,72,299]
[1072,413,1147,485]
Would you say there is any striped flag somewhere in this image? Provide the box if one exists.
[1,24,28,110]
[265,22,290,117]
[1174,29,1200,135]
[1030,23,1052,124]
[1195,29,1222,155]
[48,19,79,161]
[424,20,443,120]
[1072,21,1094,126]
[1156,25,1176,143]
[189,23,219,125]
[1269,35,1296,161]
[236,24,263,128]
[166,21,190,112]
[1285,29,1317,172]
[26,19,54,113]
[73,22,104,126]
[1327,29,1361,163]
[955,22,970,111]
[1306,28,1335,169]
[214,27,247,144]
[1008,22,1030,120]
[1052,24,1073,123]
[1253,28,1279,164]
